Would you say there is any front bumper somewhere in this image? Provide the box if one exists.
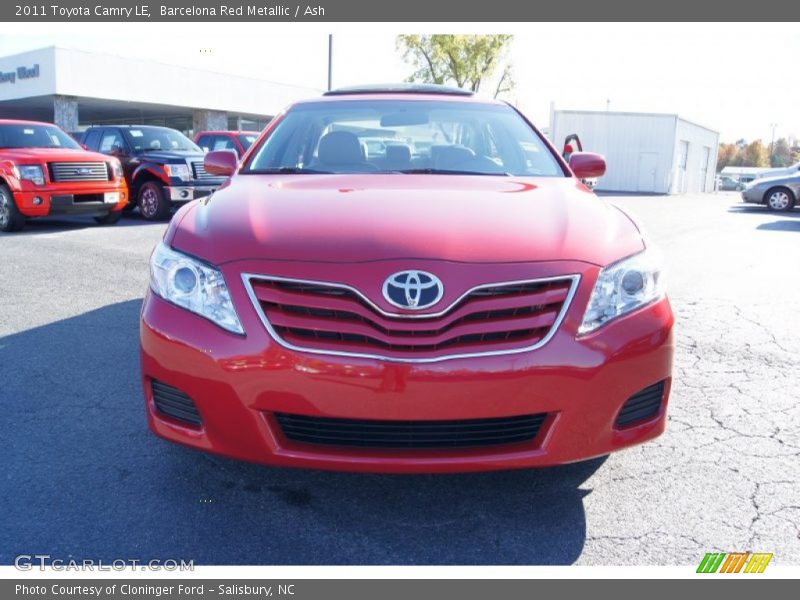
[14,186,128,217]
[741,188,763,204]
[165,185,219,201]
[140,259,675,473]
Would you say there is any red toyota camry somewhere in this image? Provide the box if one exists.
[140,85,674,473]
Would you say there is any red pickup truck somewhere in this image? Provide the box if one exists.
[0,119,128,232]
[194,130,260,159]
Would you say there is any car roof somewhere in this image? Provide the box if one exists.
[324,83,474,97]
[0,119,58,127]
[84,124,171,129]
[296,86,504,107]
[196,130,260,135]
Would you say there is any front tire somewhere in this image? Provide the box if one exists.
[765,187,795,212]
[94,210,122,226]
[137,181,172,221]
[0,184,26,232]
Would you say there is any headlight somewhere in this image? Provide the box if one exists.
[579,248,665,334]
[109,159,123,179]
[17,165,45,186]
[149,242,244,334]
[164,164,192,181]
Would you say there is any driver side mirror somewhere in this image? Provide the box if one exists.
[204,149,238,177]
[569,152,606,179]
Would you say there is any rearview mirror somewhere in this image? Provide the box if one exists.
[568,152,606,179]
[204,150,238,177]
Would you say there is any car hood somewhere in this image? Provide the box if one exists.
[135,150,205,163]
[0,147,112,163]
[171,174,644,266]
[751,174,800,187]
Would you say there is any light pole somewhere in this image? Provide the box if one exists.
[769,122,778,159]
[327,34,333,91]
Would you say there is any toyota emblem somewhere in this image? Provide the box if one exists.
[382,270,444,310]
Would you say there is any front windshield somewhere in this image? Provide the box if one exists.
[123,127,200,153]
[245,99,564,177]
[0,123,81,150]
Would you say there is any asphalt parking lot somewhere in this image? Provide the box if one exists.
[1,192,798,566]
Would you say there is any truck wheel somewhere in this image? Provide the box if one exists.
[138,181,172,221]
[765,187,795,212]
[94,210,123,225]
[0,184,26,232]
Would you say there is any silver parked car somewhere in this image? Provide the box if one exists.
[741,173,800,212]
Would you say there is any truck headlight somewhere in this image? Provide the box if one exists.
[164,164,192,181]
[109,159,123,179]
[150,242,244,334]
[579,248,665,334]
[17,165,45,186]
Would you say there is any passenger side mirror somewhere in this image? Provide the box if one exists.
[204,149,238,177]
[109,145,127,157]
[568,152,606,179]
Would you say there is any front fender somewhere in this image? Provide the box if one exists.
[132,162,169,187]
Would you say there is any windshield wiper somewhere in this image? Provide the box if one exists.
[245,167,333,175]
[395,168,511,176]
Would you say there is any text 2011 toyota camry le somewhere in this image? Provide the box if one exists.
[140,84,674,473]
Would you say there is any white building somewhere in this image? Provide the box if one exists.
[0,46,321,134]
[550,109,720,194]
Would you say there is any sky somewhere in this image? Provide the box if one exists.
[1,22,797,143]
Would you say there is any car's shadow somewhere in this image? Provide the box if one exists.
[0,300,602,565]
[6,211,167,236]
[728,205,800,218]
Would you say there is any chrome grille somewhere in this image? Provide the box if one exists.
[244,274,579,363]
[191,160,218,180]
[49,161,109,182]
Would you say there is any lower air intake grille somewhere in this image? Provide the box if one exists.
[615,380,666,428]
[151,380,202,427]
[275,412,548,449]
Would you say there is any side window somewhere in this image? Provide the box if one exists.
[196,135,212,151]
[99,129,126,154]
[211,136,236,152]
[83,129,102,151]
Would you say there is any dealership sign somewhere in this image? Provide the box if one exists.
[0,64,40,85]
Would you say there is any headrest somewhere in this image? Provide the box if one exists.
[317,131,364,165]
[431,145,475,169]
[385,144,411,163]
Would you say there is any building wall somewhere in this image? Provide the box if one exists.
[550,110,719,194]
[550,111,677,193]
[0,47,56,102]
[671,118,720,194]
[0,46,319,123]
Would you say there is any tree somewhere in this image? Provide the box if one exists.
[742,140,769,168]
[717,143,739,172]
[396,34,515,97]
[769,138,793,168]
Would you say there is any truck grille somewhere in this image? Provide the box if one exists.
[246,274,577,362]
[191,160,218,180]
[275,412,548,449]
[49,161,109,182]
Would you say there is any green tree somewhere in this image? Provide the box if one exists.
[396,34,515,97]
[769,138,793,168]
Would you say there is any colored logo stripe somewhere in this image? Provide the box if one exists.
[697,552,773,573]
[744,553,773,573]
